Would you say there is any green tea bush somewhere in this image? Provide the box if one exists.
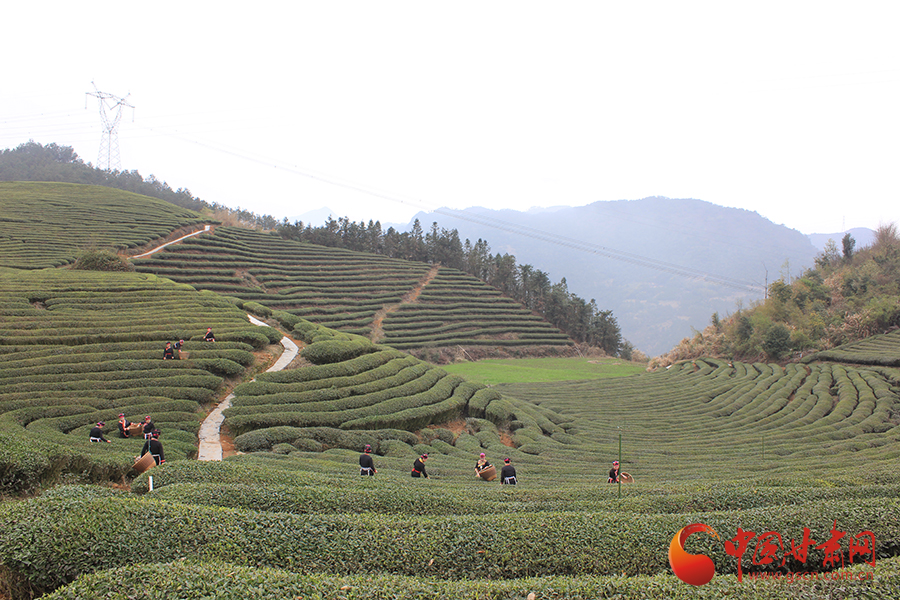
[251,349,405,384]
[37,558,900,600]
[188,357,245,377]
[271,310,312,332]
[2,493,897,598]
[468,387,501,418]
[218,328,272,349]
[234,425,418,453]
[301,339,378,365]
[242,301,272,318]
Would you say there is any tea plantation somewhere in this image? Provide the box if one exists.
[0,182,206,269]
[1,183,899,599]
[804,328,900,368]
[0,266,281,492]
[131,226,574,354]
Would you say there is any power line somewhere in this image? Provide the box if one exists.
[2,104,766,294]
[129,123,766,293]
[428,207,766,293]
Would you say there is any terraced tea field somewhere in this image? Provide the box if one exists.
[3,298,900,598]
[0,267,279,489]
[132,226,573,353]
[379,267,572,349]
[1,183,899,598]
[0,182,206,269]
[806,328,900,367]
[497,358,900,482]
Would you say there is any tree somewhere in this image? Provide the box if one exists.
[768,280,792,303]
[762,324,792,360]
[408,219,426,262]
[842,233,856,262]
[815,239,840,270]
[736,315,753,341]
[491,253,519,296]
[590,308,622,356]
[872,222,899,258]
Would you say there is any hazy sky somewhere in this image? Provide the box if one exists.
[3,1,898,234]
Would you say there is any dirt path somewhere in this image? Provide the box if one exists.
[197,315,299,461]
[369,264,440,343]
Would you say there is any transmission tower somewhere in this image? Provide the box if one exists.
[86,82,134,171]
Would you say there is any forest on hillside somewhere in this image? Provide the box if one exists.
[0,141,278,228]
[655,224,900,368]
[0,141,631,358]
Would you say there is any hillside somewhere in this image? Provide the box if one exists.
[656,223,900,367]
[0,181,208,269]
[131,225,574,359]
[0,267,279,488]
[2,181,900,599]
[409,198,820,356]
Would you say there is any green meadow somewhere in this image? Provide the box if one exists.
[443,355,647,385]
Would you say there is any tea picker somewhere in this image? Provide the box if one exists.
[475,452,496,481]
[411,453,429,478]
[500,458,517,485]
[89,421,111,443]
[359,444,376,475]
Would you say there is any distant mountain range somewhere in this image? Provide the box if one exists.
[807,227,875,252]
[408,198,821,356]
[296,198,874,357]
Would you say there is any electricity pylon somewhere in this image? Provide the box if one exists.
[86,82,134,171]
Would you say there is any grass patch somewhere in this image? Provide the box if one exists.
[442,356,646,384]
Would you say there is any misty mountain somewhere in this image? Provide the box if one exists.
[407,197,819,356]
[807,227,875,252]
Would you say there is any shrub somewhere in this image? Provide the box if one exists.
[70,248,135,272]
[301,339,378,365]
[242,301,272,319]
[219,329,272,349]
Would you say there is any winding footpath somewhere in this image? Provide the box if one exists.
[196,315,299,461]
[126,226,299,460]
[131,224,212,259]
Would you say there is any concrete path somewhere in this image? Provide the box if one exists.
[197,314,299,461]
[132,224,211,259]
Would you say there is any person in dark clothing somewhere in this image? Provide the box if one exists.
[411,453,429,478]
[500,457,517,485]
[359,444,376,475]
[608,460,620,483]
[163,342,175,360]
[173,339,185,358]
[116,413,132,438]
[142,415,155,439]
[204,327,216,342]
[140,431,165,465]
[89,422,111,443]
